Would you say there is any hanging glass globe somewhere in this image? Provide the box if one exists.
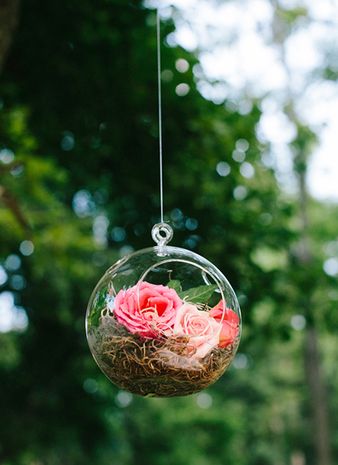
[86,224,241,397]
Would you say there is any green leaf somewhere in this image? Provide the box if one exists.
[167,279,183,293]
[87,307,101,330]
[87,287,107,330]
[179,284,217,304]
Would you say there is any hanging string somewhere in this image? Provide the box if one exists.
[152,8,173,247]
[156,8,164,224]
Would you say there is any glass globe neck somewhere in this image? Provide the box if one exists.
[151,222,173,247]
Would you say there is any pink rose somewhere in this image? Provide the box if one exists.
[209,301,239,348]
[173,303,220,359]
[114,281,183,338]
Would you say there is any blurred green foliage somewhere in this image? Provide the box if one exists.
[0,1,338,465]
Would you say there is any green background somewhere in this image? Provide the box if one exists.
[0,1,337,464]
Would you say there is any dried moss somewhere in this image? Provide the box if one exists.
[89,316,238,397]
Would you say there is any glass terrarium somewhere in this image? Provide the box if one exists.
[86,226,241,397]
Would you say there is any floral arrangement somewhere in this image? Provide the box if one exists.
[88,280,240,397]
[112,281,239,359]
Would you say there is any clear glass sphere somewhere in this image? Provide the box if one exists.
[86,245,241,397]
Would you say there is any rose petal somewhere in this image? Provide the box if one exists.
[173,303,221,358]
[113,282,182,338]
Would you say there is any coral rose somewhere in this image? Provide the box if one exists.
[173,303,220,359]
[114,281,182,338]
[209,301,239,348]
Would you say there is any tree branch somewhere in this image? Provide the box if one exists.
[0,0,20,74]
[0,184,31,232]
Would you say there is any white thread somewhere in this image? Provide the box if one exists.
[157,9,164,223]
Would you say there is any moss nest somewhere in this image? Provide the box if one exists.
[89,316,238,397]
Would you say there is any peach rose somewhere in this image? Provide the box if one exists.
[173,303,220,358]
[114,281,182,338]
[209,301,239,348]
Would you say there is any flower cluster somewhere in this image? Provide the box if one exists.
[112,281,239,359]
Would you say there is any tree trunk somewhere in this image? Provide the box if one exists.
[304,326,332,465]
[297,166,332,465]
[0,0,20,73]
